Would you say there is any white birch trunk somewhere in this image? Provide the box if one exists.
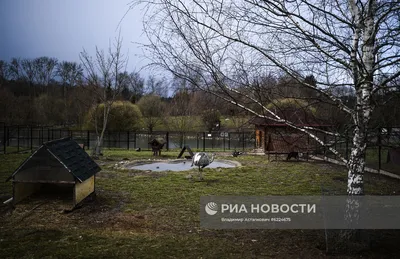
[347,0,375,196]
[347,126,366,195]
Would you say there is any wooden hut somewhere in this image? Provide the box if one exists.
[249,107,331,155]
[148,138,166,156]
[6,137,101,208]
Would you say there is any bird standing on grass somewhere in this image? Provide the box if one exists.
[232,150,243,157]
[191,152,216,180]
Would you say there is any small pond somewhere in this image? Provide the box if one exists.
[126,159,238,172]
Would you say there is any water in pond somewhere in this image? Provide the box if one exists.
[128,160,236,172]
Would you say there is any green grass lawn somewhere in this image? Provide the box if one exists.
[1,150,400,258]
[366,148,400,174]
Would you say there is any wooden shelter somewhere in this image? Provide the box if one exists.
[148,138,166,156]
[6,137,101,208]
[249,108,331,155]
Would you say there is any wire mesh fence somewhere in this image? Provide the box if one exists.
[0,125,256,154]
[1,124,399,174]
[313,127,400,175]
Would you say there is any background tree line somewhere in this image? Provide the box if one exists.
[0,56,399,132]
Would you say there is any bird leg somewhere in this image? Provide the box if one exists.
[198,166,204,181]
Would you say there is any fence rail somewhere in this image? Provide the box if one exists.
[0,125,256,154]
[1,124,399,174]
[314,127,400,175]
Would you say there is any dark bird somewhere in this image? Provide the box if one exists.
[135,148,141,152]
[286,152,299,161]
[232,150,243,157]
[191,152,216,180]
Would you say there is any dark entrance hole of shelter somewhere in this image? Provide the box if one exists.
[30,183,75,202]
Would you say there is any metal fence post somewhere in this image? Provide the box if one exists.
[17,125,20,153]
[334,135,337,160]
[127,131,130,150]
[87,130,90,150]
[254,131,257,150]
[6,126,10,146]
[345,129,349,161]
[223,133,226,151]
[118,131,121,148]
[307,134,310,162]
[364,130,368,160]
[3,124,6,154]
[30,126,33,152]
[378,128,381,171]
[166,132,169,151]
[134,132,137,149]
[108,131,111,148]
[242,131,245,151]
[203,132,206,152]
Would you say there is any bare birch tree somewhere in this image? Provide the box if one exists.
[80,36,128,156]
[134,0,400,196]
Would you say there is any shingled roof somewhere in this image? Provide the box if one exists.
[8,137,101,182]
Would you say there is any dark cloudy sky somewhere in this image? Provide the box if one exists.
[0,0,149,73]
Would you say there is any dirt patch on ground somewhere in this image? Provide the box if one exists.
[0,189,137,229]
[127,170,168,178]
